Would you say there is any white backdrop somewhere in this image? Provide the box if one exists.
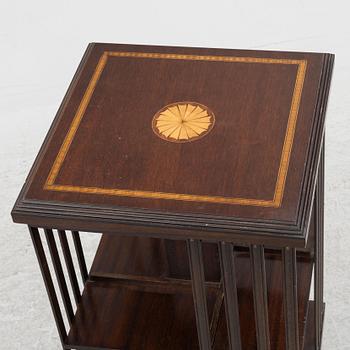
[0,1,349,349]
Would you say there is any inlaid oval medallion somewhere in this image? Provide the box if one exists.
[152,102,215,143]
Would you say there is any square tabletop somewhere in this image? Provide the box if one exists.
[12,43,334,246]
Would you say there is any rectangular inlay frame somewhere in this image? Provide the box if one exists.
[44,51,307,208]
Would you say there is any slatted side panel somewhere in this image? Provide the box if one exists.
[28,227,89,349]
[215,243,302,350]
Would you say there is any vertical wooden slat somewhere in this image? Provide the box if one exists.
[45,229,74,324]
[72,231,88,284]
[58,230,81,305]
[29,226,67,348]
[250,245,271,350]
[315,141,325,349]
[187,239,211,350]
[219,242,242,350]
[283,247,300,350]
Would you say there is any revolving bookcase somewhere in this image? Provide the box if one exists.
[12,43,334,350]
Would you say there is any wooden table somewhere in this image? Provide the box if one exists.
[12,43,334,350]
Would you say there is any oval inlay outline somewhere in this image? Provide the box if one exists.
[152,102,215,143]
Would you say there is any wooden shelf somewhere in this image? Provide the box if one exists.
[67,279,222,350]
[90,235,221,282]
[66,235,314,350]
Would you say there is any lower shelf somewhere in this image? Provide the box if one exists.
[66,235,314,350]
[67,279,221,350]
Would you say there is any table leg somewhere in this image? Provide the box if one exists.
[315,142,325,349]
[187,239,212,350]
[283,247,300,350]
[219,242,242,350]
[250,245,271,350]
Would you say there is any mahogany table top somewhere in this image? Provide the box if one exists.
[12,43,334,246]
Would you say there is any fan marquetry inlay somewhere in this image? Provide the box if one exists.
[152,102,215,143]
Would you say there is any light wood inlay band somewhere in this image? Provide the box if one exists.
[44,51,307,208]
